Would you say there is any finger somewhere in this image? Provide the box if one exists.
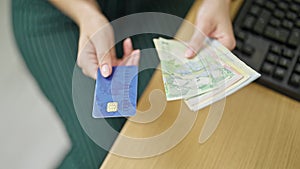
[110,46,119,66]
[131,49,140,66]
[123,38,134,57]
[126,49,140,66]
[218,35,236,51]
[185,22,213,58]
[119,49,140,66]
[90,26,116,77]
[82,62,98,80]
[213,24,236,50]
[92,37,116,77]
[98,50,113,78]
[77,38,98,80]
[93,38,115,78]
[118,38,133,64]
[78,54,98,80]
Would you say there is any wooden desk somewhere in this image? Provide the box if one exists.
[101,0,300,168]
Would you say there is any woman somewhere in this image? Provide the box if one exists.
[12,0,235,168]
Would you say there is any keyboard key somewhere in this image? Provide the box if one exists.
[269,18,281,27]
[260,10,271,21]
[270,44,282,55]
[273,67,286,80]
[249,5,261,16]
[264,26,289,43]
[283,48,295,59]
[295,0,300,4]
[290,4,300,13]
[295,64,300,73]
[242,44,255,56]
[286,12,298,21]
[282,20,294,29]
[261,62,275,75]
[296,20,300,28]
[236,40,243,51]
[274,10,285,19]
[265,1,276,11]
[289,73,300,87]
[278,58,290,68]
[243,15,256,30]
[288,29,300,47]
[278,2,289,10]
[255,0,265,6]
[266,53,279,64]
[235,30,247,41]
[253,10,271,34]
[253,21,265,34]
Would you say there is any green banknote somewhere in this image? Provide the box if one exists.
[184,39,260,111]
[153,38,242,101]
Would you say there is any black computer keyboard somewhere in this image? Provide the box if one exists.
[233,0,300,101]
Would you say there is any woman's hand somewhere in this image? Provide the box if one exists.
[49,0,140,79]
[77,14,140,79]
[185,0,236,58]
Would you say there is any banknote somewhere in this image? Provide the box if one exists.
[154,38,260,111]
[153,38,242,101]
[184,39,260,111]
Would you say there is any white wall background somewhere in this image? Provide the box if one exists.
[0,0,71,168]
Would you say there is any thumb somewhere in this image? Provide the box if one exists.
[185,22,212,58]
[98,47,115,78]
[213,23,236,51]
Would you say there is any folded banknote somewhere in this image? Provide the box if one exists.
[154,37,260,111]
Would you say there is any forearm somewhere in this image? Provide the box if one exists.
[49,0,103,26]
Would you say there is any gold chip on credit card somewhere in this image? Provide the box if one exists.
[106,102,118,112]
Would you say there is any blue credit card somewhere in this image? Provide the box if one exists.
[92,66,138,118]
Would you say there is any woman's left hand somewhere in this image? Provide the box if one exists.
[185,0,236,58]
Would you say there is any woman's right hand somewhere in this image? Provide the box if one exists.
[50,0,140,79]
[77,14,140,79]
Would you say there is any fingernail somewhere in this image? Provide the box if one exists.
[184,49,194,58]
[101,64,110,77]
